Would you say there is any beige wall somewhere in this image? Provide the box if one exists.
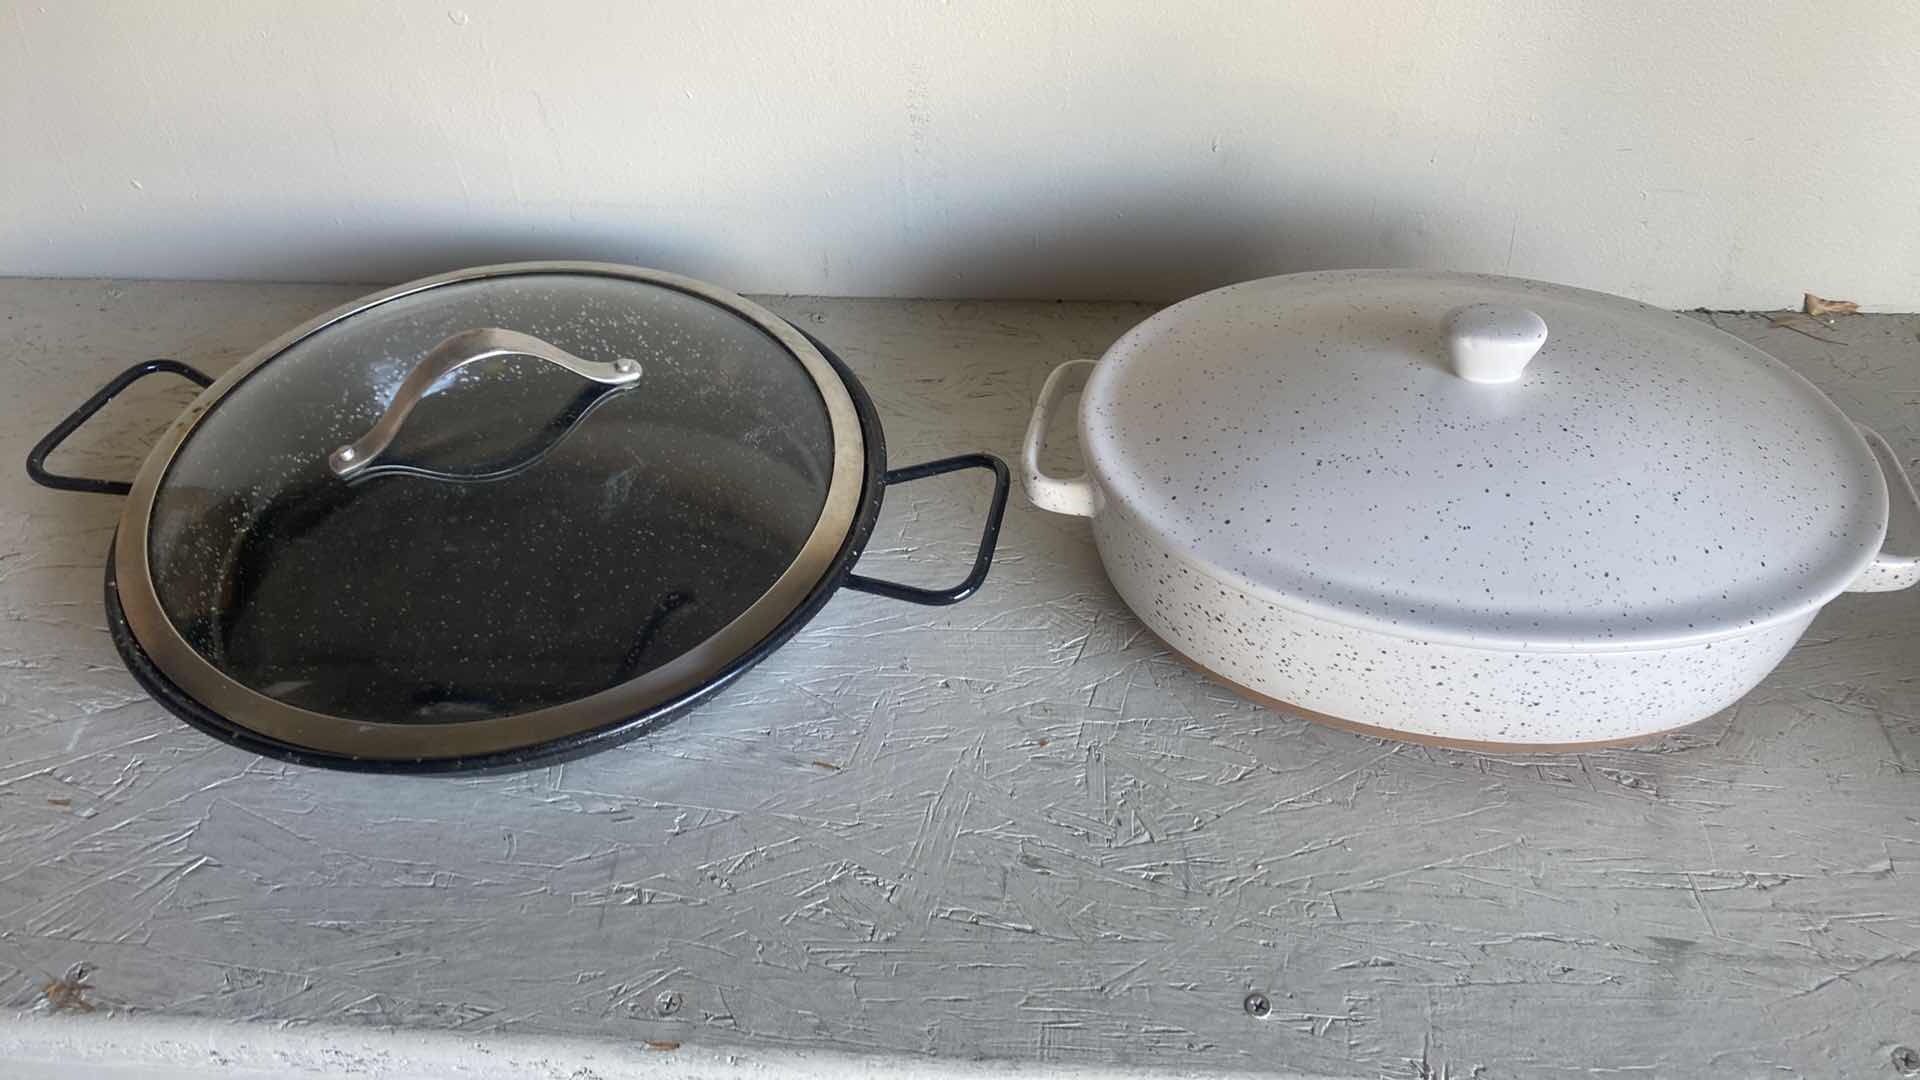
[4,0,1917,307]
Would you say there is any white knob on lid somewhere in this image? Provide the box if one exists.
[1447,304,1548,384]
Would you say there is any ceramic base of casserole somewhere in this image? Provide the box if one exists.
[1152,633,1687,753]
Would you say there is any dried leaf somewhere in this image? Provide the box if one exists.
[1804,293,1860,318]
[42,963,96,1012]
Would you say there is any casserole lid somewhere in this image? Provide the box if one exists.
[115,263,867,762]
[1082,270,1888,648]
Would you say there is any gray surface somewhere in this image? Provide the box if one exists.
[1,280,1917,1078]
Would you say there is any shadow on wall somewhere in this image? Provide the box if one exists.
[97,183,1413,301]
[58,59,1486,298]
[873,188,1388,302]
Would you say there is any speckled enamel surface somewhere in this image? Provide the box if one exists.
[1092,507,1815,744]
[1080,270,1888,649]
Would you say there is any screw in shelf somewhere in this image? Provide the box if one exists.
[1243,991,1272,1018]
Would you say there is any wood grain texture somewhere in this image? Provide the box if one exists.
[0,281,1916,1078]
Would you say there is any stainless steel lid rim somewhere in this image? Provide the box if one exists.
[110,262,872,760]
[101,383,891,771]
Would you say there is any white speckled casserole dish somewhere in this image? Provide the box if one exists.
[1021,270,1920,748]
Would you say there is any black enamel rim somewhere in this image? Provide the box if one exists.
[103,333,892,775]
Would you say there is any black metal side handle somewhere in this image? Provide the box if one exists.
[844,452,1010,606]
[26,359,214,495]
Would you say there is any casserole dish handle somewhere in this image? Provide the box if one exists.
[1846,424,1920,592]
[26,359,215,495]
[1021,359,1098,517]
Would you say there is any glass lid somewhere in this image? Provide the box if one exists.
[1082,270,1888,648]
[114,263,866,761]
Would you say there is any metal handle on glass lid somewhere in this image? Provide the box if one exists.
[330,327,642,479]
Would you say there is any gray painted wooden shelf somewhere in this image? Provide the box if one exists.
[1,280,1916,1078]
